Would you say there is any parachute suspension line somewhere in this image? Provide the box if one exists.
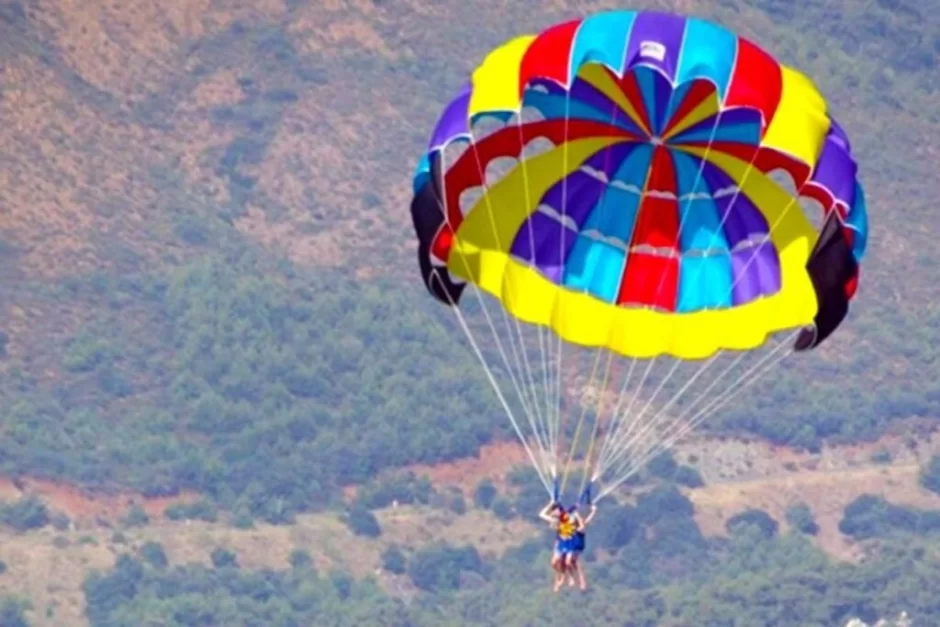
[441,241,551,482]
[598,153,817,486]
[439,142,553,484]
[652,333,799,465]
[660,332,798,453]
[463,127,558,470]
[549,85,576,479]
[555,88,617,494]
[593,350,654,480]
[619,112,819,477]
[611,358,671,464]
[599,346,726,474]
[430,270,552,494]
[577,349,614,499]
[601,134,819,483]
[591,100,818,493]
[575,148,648,491]
[596,329,798,501]
[590,98,727,484]
[511,110,558,474]
[600,350,730,480]
[590,356,640,480]
[580,147,660,484]
[559,349,604,497]
[506,300,553,465]
[465,115,586,477]
[559,88,632,500]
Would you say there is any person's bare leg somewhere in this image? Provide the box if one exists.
[576,558,587,590]
[552,555,564,592]
[565,555,576,586]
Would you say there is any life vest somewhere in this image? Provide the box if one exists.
[557,515,577,540]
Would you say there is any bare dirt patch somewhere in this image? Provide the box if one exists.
[689,463,940,561]
[0,476,199,526]
[0,502,532,627]
[406,441,533,495]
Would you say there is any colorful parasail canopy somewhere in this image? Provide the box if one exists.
[410,10,868,360]
[408,10,871,501]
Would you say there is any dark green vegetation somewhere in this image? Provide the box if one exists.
[0,0,938,624]
[920,455,940,495]
[0,598,30,627]
[2,0,937,518]
[83,490,939,626]
[1,255,500,522]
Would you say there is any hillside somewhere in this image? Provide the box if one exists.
[1,0,939,624]
[0,431,938,625]
[1,0,939,499]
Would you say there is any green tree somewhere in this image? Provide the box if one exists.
[0,496,50,532]
[381,545,407,575]
[647,451,679,481]
[344,504,381,538]
[474,479,497,509]
[785,503,819,535]
[210,548,239,569]
[673,465,705,488]
[0,597,30,627]
[289,549,313,570]
[491,498,514,521]
[408,544,482,592]
[121,504,150,528]
[139,542,168,569]
[727,509,779,539]
[920,455,940,495]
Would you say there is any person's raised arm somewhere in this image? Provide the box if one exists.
[582,504,598,526]
[539,500,556,523]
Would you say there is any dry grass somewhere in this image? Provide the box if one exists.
[0,58,101,277]
[689,463,940,561]
[0,426,936,625]
[0,0,938,624]
[1,431,937,625]
[0,502,536,627]
[402,441,534,496]
[0,477,199,523]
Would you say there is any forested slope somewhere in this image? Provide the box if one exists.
[0,0,938,624]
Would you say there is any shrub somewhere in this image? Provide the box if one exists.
[473,479,497,509]
[344,504,381,538]
[211,548,239,569]
[727,509,779,539]
[140,542,168,569]
[785,503,819,535]
[289,549,313,570]
[381,545,407,574]
[491,498,514,521]
[122,505,150,528]
[920,455,940,495]
[674,465,705,488]
[0,496,50,532]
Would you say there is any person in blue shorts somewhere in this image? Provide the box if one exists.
[540,500,596,591]
[566,502,597,590]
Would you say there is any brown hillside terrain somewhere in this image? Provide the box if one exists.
[0,476,199,523]
[402,428,940,560]
[1,430,939,625]
[0,504,538,627]
[689,463,940,561]
[0,0,936,505]
[1,0,938,349]
[0,0,939,624]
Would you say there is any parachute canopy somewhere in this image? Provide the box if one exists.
[409,10,869,501]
